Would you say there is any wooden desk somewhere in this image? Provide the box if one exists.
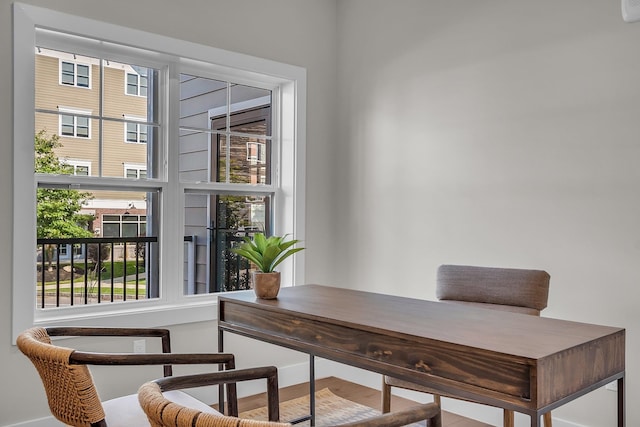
[218,284,625,427]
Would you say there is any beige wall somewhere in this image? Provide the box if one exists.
[334,1,640,426]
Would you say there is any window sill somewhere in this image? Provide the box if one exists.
[30,298,220,334]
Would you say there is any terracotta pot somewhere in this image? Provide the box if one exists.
[252,271,281,299]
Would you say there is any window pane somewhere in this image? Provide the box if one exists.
[76,64,89,87]
[35,186,159,306]
[36,48,100,112]
[61,61,74,85]
[183,192,270,295]
[60,115,74,135]
[103,222,120,237]
[228,136,268,184]
[103,120,151,178]
[126,123,138,142]
[229,84,272,137]
[122,223,138,237]
[140,76,148,97]
[75,165,89,176]
[126,73,138,95]
[76,116,89,138]
[104,63,156,120]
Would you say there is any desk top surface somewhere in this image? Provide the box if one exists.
[219,284,624,360]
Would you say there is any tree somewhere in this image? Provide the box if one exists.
[35,131,94,268]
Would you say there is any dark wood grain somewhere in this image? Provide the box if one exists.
[219,284,625,426]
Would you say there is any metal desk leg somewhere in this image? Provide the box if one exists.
[618,376,625,427]
[218,327,225,413]
[310,355,315,426]
[289,354,316,425]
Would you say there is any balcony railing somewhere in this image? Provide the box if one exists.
[36,236,157,309]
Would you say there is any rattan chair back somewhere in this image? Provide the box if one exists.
[17,327,106,427]
[138,381,290,427]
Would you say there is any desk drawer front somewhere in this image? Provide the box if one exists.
[220,302,532,400]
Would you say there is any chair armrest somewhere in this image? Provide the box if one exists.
[336,402,441,427]
[150,367,280,420]
[48,326,185,377]
[69,351,235,368]
[45,326,171,339]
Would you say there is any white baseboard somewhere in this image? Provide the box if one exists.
[4,358,587,427]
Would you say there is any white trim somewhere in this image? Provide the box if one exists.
[12,3,306,342]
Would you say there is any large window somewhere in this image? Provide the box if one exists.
[13,4,306,339]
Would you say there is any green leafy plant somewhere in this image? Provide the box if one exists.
[232,232,304,273]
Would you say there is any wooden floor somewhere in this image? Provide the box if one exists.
[236,376,492,427]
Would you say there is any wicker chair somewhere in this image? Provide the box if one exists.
[381,264,551,427]
[17,326,239,427]
[139,368,442,427]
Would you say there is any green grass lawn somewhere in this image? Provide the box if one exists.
[40,260,147,297]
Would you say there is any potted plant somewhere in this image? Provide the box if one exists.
[231,232,304,299]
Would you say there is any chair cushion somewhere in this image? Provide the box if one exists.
[103,390,221,426]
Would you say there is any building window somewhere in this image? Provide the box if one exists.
[65,160,92,176]
[246,141,266,162]
[124,164,147,179]
[125,121,147,143]
[59,113,90,138]
[13,4,306,338]
[126,70,147,96]
[103,214,146,238]
[60,60,90,88]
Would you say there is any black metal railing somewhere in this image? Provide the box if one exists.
[36,236,157,309]
[213,228,256,293]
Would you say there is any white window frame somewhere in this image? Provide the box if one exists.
[12,3,306,341]
[59,58,91,88]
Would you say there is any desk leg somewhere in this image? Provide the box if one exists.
[530,414,540,427]
[218,328,225,413]
[618,376,625,427]
[309,354,316,426]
